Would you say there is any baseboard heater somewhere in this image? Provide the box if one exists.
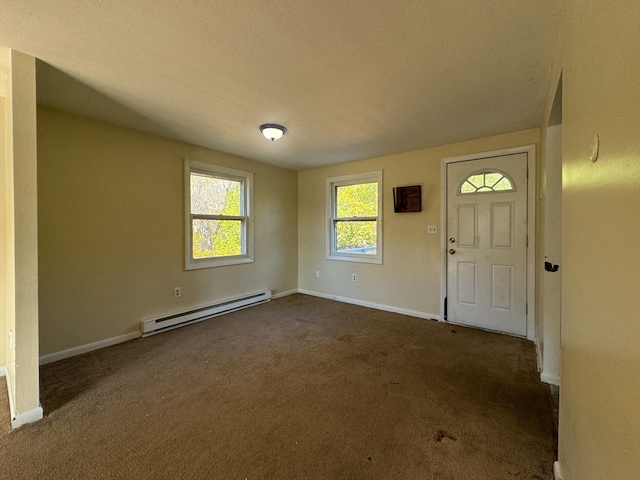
[141,290,271,337]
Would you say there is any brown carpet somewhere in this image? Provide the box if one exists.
[0,379,10,435]
[0,294,556,479]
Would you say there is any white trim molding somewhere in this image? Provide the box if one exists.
[553,461,563,480]
[440,144,537,340]
[184,159,255,270]
[326,170,383,265]
[40,290,298,365]
[540,371,561,386]
[299,289,439,321]
[39,331,141,366]
[11,406,43,429]
[271,289,299,300]
[2,370,43,429]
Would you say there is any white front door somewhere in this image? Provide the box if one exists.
[446,153,528,336]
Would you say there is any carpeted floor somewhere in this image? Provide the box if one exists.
[0,380,10,435]
[0,294,556,479]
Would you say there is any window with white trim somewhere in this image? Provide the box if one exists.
[459,170,514,194]
[327,171,382,264]
[185,160,253,269]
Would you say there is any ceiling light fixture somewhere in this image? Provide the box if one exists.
[259,123,287,141]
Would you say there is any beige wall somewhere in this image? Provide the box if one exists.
[1,49,41,423]
[549,0,640,478]
[37,108,298,356]
[0,49,7,371]
[539,123,562,386]
[298,129,539,317]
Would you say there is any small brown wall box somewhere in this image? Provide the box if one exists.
[393,185,422,213]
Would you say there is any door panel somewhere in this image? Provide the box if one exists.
[446,153,528,336]
[458,204,478,247]
[491,264,513,310]
[491,203,513,248]
[458,262,477,304]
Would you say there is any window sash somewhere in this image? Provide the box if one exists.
[332,218,378,255]
[191,218,247,258]
[326,171,382,264]
[185,160,253,269]
[191,214,247,221]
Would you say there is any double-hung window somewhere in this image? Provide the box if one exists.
[185,160,253,269]
[327,171,382,264]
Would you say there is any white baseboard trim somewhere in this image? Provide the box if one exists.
[11,405,43,429]
[535,341,543,372]
[40,290,298,365]
[4,369,15,423]
[540,371,560,386]
[1,371,40,428]
[272,288,299,299]
[39,331,141,366]
[298,289,440,321]
[553,460,563,480]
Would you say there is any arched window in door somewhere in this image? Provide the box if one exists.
[459,170,514,194]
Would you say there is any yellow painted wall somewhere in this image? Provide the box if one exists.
[298,129,539,316]
[37,108,298,356]
[553,0,640,478]
[0,50,7,371]
[541,123,562,385]
[2,50,41,422]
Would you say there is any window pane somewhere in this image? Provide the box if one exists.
[493,177,513,191]
[190,174,242,215]
[484,172,503,187]
[335,220,377,254]
[461,181,476,193]
[459,170,513,194]
[336,182,378,217]
[192,219,242,258]
[466,174,484,189]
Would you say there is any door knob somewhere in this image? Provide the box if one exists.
[449,249,456,254]
[449,238,456,243]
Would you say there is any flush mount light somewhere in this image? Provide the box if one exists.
[259,123,287,141]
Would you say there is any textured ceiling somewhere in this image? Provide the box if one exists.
[0,0,560,170]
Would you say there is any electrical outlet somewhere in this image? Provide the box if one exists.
[352,273,357,282]
[174,287,181,298]
[427,225,438,234]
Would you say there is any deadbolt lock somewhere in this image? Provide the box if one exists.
[449,238,456,243]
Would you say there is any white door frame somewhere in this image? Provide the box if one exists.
[440,145,536,340]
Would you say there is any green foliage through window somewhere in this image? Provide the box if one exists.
[333,181,378,255]
[336,183,378,217]
[460,171,513,194]
[190,174,244,259]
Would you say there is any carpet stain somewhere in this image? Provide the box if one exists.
[435,429,457,442]
[338,333,355,343]
[347,353,370,362]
